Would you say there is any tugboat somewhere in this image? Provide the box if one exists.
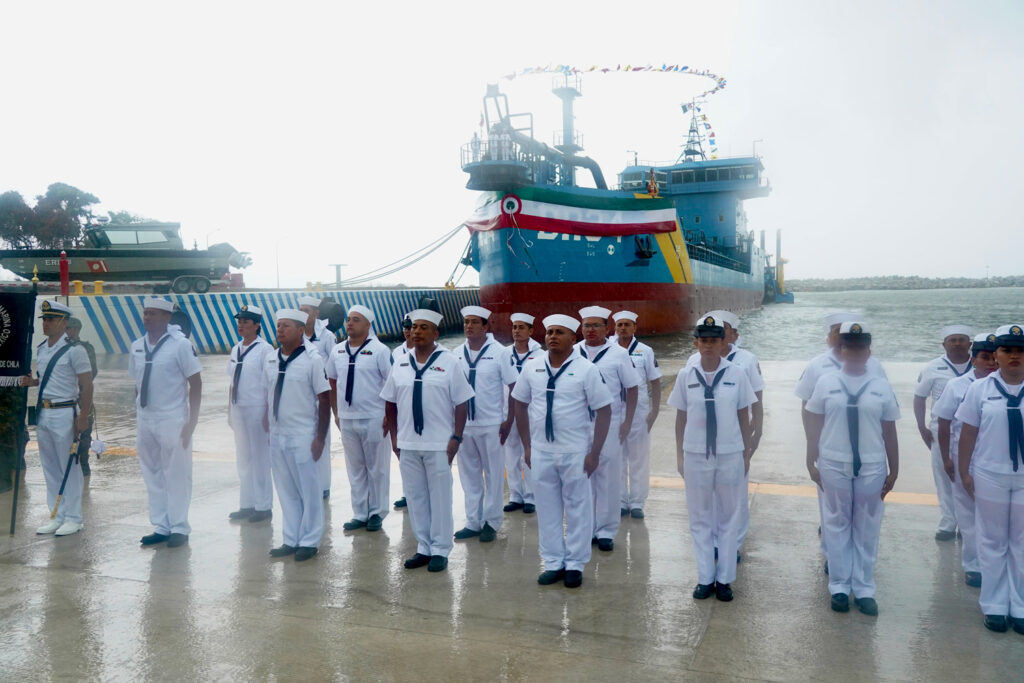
[460,73,779,334]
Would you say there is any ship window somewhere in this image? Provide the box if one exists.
[705,169,718,181]
[682,170,694,183]
[694,216,701,224]
[693,170,706,183]
[136,231,170,244]
[104,231,136,245]
[671,171,683,184]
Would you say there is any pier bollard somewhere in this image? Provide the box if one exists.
[93,281,104,295]
[72,280,84,295]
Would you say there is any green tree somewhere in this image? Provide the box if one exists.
[106,210,151,224]
[0,191,36,248]
[31,183,99,248]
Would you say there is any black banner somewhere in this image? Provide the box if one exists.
[0,291,36,379]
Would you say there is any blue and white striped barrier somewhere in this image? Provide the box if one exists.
[37,288,481,355]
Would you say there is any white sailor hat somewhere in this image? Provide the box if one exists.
[234,304,264,322]
[579,305,612,320]
[347,304,375,324]
[510,312,535,325]
[461,305,492,320]
[972,332,998,354]
[142,297,175,313]
[276,308,308,325]
[39,300,72,318]
[409,309,443,327]
[612,310,638,323]
[838,320,872,343]
[694,314,726,338]
[543,314,580,333]
[297,295,321,309]
[940,325,972,341]
[703,309,739,329]
[824,310,859,329]
[995,323,1024,348]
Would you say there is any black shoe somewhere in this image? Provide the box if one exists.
[591,537,598,545]
[269,544,297,557]
[564,570,583,588]
[404,553,430,569]
[140,532,170,546]
[323,490,330,500]
[824,560,829,575]
[630,508,645,519]
[715,582,734,602]
[935,529,956,542]
[831,593,850,613]
[166,533,189,548]
[479,523,497,543]
[454,527,481,540]
[366,514,383,532]
[394,497,407,509]
[965,571,982,588]
[597,538,614,552]
[984,614,1008,632]
[295,546,318,562]
[1012,617,1024,635]
[427,555,448,572]
[620,507,629,517]
[504,501,524,512]
[248,510,272,523]
[538,568,566,585]
[855,596,879,616]
[343,518,367,531]
[522,503,535,514]
[229,508,255,521]
[693,583,714,600]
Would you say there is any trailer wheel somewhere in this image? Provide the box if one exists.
[192,277,211,294]
[171,277,192,294]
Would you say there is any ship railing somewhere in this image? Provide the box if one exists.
[460,140,522,167]
[685,242,750,273]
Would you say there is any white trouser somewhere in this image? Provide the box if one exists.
[137,410,192,535]
[400,449,454,557]
[340,418,391,521]
[231,404,272,512]
[621,410,651,510]
[457,424,504,531]
[37,407,82,525]
[973,466,1024,618]
[590,413,624,540]
[503,423,534,505]
[684,450,745,585]
[317,429,332,493]
[713,472,751,552]
[930,429,958,532]
[819,458,886,598]
[951,450,979,573]
[270,431,323,548]
[532,449,594,571]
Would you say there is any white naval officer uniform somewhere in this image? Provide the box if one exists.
[227,336,274,514]
[380,344,475,559]
[576,337,640,542]
[263,344,331,549]
[326,333,393,523]
[504,337,544,506]
[668,357,757,587]
[34,334,92,530]
[129,328,203,536]
[621,337,662,512]
[955,368,1024,621]
[806,370,900,600]
[916,354,972,534]
[304,318,336,495]
[510,346,612,572]
[456,332,517,533]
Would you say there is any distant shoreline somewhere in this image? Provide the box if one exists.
[787,275,1023,292]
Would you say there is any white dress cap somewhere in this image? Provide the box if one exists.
[578,305,612,320]
[460,305,492,320]
[409,309,444,327]
[543,314,580,333]
[612,310,638,323]
[510,312,535,325]
[347,304,375,324]
[39,300,73,317]
[143,297,175,313]
[839,320,871,335]
[940,325,972,341]
[297,295,321,308]
[276,308,309,325]
[823,310,860,329]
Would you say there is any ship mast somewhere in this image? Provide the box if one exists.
[678,99,707,163]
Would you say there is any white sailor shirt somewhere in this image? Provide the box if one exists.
[575,339,640,416]
[915,355,972,430]
[35,336,91,402]
[326,336,393,419]
[226,338,273,408]
[955,371,1024,475]
[932,368,983,457]
[794,349,887,402]
[128,332,203,414]
[805,371,901,464]
[667,359,757,454]
[457,333,517,426]
[262,348,330,437]
[625,338,663,414]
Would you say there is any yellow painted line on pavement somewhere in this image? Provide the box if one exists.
[649,476,939,507]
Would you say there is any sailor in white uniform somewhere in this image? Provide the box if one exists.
[511,314,612,588]
[612,310,662,519]
[805,321,900,617]
[915,324,973,541]
[934,332,999,588]
[326,305,393,533]
[669,315,757,602]
[500,312,544,514]
[226,304,274,523]
[955,323,1024,635]
[23,300,93,537]
[577,305,640,552]
[129,297,203,548]
[389,315,414,509]
[453,305,517,543]
[381,309,474,573]
[264,309,332,562]
[298,295,337,500]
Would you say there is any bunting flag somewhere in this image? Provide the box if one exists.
[502,63,728,100]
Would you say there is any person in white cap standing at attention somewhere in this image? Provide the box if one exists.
[934,332,999,588]
[226,304,274,524]
[915,324,973,541]
[612,310,662,520]
[22,300,93,537]
[500,312,544,514]
[453,305,517,543]
[511,314,612,588]
[298,295,337,500]
[264,309,332,562]
[327,305,393,533]
[130,297,203,548]
[381,308,474,573]
[669,314,757,603]
[577,305,639,552]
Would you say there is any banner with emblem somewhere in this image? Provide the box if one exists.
[0,291,36,382]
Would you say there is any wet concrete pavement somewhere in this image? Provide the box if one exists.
[2,358,1023,681]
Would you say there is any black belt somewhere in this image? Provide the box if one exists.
[40,400,77,409]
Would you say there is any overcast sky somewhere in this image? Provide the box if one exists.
[1,0,1021,287]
